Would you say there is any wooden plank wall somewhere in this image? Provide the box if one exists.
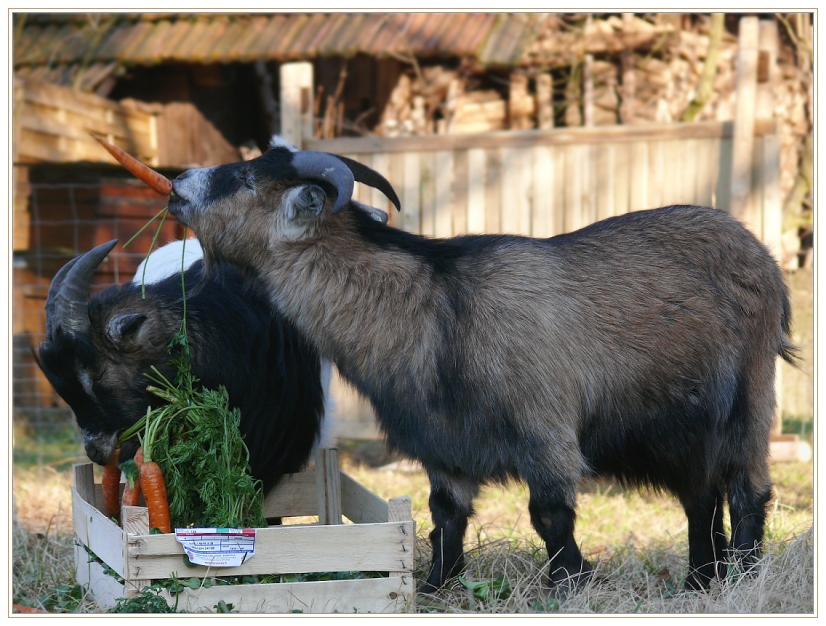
[14,78,160,166]
[307,120,778,246]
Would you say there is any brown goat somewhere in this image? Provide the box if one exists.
[167,137,796,593]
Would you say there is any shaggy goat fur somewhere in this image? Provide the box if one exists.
[167,140,796,591]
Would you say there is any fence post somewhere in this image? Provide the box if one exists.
[280,62,314,149]
[756,18,784,437]
[730,16,759,233]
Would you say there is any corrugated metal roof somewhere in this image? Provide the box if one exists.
[13,12,548,71]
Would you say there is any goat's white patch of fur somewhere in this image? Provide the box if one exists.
[132,239,204,285]
[268,135,299,152]
[170,168,216,226]
[77,368,95,398]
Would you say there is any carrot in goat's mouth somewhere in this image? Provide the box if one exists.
[91,134,173,196]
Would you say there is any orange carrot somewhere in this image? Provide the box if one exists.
[140,461,171,533]
[121,476,141,507]
[121,448,144,507]
[101,451,121,518]
[12,604,49,614]
[90,134,173,195]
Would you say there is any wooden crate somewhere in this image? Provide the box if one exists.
[72,449,415,614]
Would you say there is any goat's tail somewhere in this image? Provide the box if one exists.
[779,291,800,366]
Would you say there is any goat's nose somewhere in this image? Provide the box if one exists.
[81,430,119,466]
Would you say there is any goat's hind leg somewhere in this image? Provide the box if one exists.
[421,470,479,593]
[679,485,729,590]
[727,467,772,574]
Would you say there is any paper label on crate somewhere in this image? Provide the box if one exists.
[175,528,256,567]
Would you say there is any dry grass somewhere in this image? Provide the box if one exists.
[12,456,814,614]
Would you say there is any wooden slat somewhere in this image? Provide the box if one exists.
[126,521,416,579]
[551,147,566,236]
[434,150,453,237]
[531,145,553,237]
[518,147,533,235]
[682,139,699,204]
[564,145,584,233]
[315,448,342,525]
[716,137,734,212]
[452,149,469,235]
[160,576,412,614]
[121,505,151,596]
[485,148,502,233]
[761,132,782,260]
[613,142,630,216]
[73,490,129,574]
[583,144,597,226]
[500,146,520,234]
[466,148,486,233]
[629,141,648,212]
[75,543,127,609]
[387,496,413,581]
[730,16,760,233]
[649,140,666,209]
[596,144,614,221]
[20,112,152,152]
[340,472,389,524]
[280,61,314,148]
[696,138,716,207]
[263,471,318,519]
[306,120,750,154]
[420,152,436,237]
[401,151,421,233]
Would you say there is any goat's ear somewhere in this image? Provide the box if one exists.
[284,184,326,220]
[105,313,148,352]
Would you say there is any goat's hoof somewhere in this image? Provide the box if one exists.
[548,559,594,595]
[417,580,440,595]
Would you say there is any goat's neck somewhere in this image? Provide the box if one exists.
[262,228,441,396]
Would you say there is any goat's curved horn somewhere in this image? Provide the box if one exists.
[329,154,401,212]
[45,239,118,337]
[291,151,355,214]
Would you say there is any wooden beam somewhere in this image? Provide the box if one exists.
[280,62,314,149]
[306,120,776,155]
[315,448,342,525]
[730,16,760,233]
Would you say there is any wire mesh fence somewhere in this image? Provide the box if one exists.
[12,166,182,437]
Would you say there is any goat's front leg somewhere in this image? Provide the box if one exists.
[421,470,479,593]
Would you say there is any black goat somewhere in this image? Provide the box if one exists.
[36,239,331,495]
[166,137,796,592]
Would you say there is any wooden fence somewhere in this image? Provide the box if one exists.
[307,119,781,249]
[307,118,783,439]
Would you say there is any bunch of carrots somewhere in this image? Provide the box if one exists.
[92,134,266,533]
[100,341,267,532]
[100,417,172,534]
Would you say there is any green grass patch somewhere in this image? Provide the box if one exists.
[12,421,85,472]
